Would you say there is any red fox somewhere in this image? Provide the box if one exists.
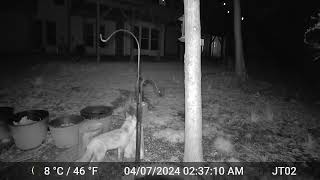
[124,126,144,160]
[77,108,137,162]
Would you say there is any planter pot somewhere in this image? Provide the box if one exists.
[80,106,113,120]
[80,105,113,131]
[49,115,84,148]
[9,110,49,150]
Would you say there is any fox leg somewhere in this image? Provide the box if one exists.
[78,140,105,162]
[77,149,93,162]
[118,147,125,161]
[91,142,107,162]
[91,151,105,162]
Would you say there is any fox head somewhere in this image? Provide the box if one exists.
[123,112,137,134]
[125,105,136,117]
[124,105,137,126]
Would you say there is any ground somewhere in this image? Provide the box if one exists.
[0,56,320,163]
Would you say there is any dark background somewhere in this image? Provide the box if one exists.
[201,0,320,99]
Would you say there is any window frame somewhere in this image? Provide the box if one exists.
[46,21,56,46]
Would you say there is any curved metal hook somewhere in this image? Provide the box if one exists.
[100,29,143,162]
[100,29,140,75]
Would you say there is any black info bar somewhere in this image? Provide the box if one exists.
[0,162,319,179]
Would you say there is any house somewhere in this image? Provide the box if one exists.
[0,1,38,54]
[32,0,182,58]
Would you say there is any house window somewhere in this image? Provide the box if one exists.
[141,27,149,50]
[54,0,64,6]
[100,25,106,48]
[133,25,161,51]
[133,26,140,49]
[33,20,42,49]
[151,29,160,50]
[46,21,56,46]
[84,23,94,47]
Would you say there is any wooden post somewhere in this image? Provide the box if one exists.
[96,0,100,63]
[183,0,203,162]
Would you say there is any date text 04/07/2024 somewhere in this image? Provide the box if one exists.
[123,166,244,176]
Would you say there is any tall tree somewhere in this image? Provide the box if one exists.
[183,0,203,162]
[233,0,247,81]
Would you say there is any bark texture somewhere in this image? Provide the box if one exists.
[183,0,203,162]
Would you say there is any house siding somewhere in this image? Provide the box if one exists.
[36,0,69,53]
[123,21,165,57]
[71,16,83,49]
[165,25,179,56]
[123,22,131,56]
[1,0,179,57]
[0,12,33,54]
[80,18,116,55]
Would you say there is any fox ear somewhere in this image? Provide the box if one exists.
[126,105,136,117]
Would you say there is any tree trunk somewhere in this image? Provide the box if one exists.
[222,35,227,61]
[222,32,230,68]
[183,0,203,162]
[233,0,247,81]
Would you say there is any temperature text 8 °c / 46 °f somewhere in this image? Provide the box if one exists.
[31,166,99,176]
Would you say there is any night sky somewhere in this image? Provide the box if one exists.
[201,0,319,59]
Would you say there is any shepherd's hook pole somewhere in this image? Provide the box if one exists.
[100,29,142,162]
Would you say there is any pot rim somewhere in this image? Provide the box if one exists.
[49,115,84,128]
[9,110,49,127]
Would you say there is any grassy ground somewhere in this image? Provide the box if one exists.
[0,56,319,162]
